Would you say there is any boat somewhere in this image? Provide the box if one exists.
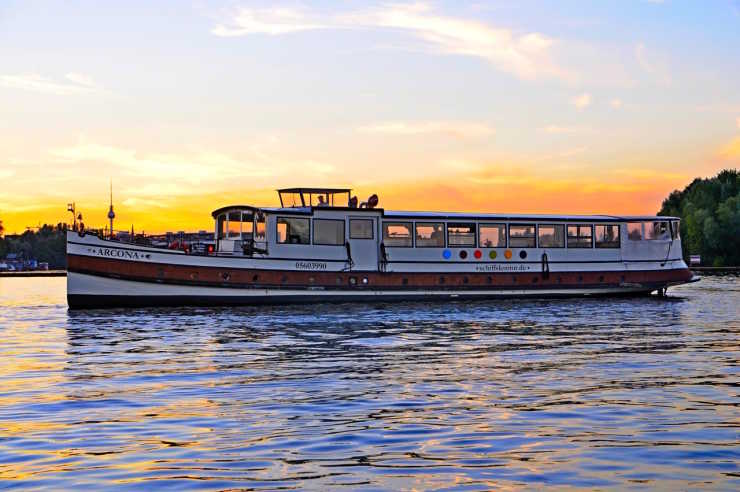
[66,187,698,308]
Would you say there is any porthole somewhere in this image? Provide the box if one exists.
[512,276,517,283]
[578,275,583,282]
[402,278,409,285]
[474,250,482,259]
[557,277,562,284]
[486,276,493,284]
[439,276,446,284]
[463,276,469,284]
[599,275,605,283]
[252,274,259,282]
[489,250,497,259]
[504,250,512,260]
[362,277,369,284]
[309,276,315,284]
[443,249,452,259]
[459,250,468,259]
[349,277,357,285]
[281,275,288,283]
[221,272,231,281]
[336,276,342,285]
[519,250,527,259]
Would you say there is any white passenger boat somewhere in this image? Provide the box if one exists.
[66,187,697,308]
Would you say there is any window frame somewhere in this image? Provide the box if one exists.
[567,224,594,249]
[478,223,507,248]
[595,224,621,249]
[447,222,477,247]
[276,216,311,245]
[312,218,345,246]
[508,223,536,248]
[349,218,374,240]
[627,222,643,241]
[382,221,414,248]
[414,221,445,248]
[537,224,565,248]
[645,221,670,240]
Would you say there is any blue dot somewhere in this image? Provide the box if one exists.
[443,249,452,259]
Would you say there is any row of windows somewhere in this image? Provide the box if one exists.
[276,218,375,245]
[382,222,622,249]
[270,217,678,248]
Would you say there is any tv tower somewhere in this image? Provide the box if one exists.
[107,180,115,237]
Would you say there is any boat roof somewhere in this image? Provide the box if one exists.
[213,205,678,221]
[277,187,351,194]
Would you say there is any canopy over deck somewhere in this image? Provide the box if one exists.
[277,187,352,208]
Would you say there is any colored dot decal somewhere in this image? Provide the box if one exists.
[519,250,527,259]
[489,250,497,259]
[442,249,452,259]
[504,249,512,259]
[459,250,468,259]
[474,250,482,259]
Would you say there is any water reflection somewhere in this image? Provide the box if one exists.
[1,277,738,489]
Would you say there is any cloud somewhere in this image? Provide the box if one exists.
[718,136,740,160]
[0,73,99,95]
[212,3,567,81]
[541,125,591,134]
[635,42,671,85]
[211,7,325,36]
[736,116,740,130]
[610,98,623,109]
[571,92,592,109]
[358,120,495,138]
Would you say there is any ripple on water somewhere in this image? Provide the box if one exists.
[0,276,739,490]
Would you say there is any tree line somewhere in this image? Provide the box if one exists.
[0,223,68,269]
[659,169,739,266]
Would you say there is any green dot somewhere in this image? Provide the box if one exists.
[489,250,497,259]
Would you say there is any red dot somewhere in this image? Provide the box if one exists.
[474,250,482,259]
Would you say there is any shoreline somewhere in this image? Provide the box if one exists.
[0,270,67,277]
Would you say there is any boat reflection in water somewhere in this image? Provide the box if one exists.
[67,187,697,308]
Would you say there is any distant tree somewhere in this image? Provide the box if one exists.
[0,219,4,237]
[658,169,740,266]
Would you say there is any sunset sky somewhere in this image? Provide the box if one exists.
[1,0,739,234]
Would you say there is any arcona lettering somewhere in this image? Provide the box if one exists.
[475,264,531,273]
[88,247,150,260]
[295,261,327,270]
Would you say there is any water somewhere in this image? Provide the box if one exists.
[0,277,738,490]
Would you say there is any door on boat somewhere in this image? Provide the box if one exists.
[347,217,378,271]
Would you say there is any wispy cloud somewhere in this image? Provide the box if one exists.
[0,73,99,95]
[571,92,592,109]
[635,42,671,85]
[541,125,592,134]
[358,120,495,138]
[211,7,326,36]
[212,3,567,81]
[718,136,740,160]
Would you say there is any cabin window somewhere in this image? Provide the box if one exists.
[447,223,476,247]
[567,224,593,248]
[350,219,374,239]
[645,221,670,240]
[255,212,266,242]
[227,212,241,239]
[313,219,345,245]
[509,224,536,248]
[627,222,643,240]
[479,223,506,247]
[383,222,413,247]
[671,220,680,240]
[277,217,310,244]
[241,212,254,240]
[217,214,227,240]
[538,224,565,248]
[595,224,620,248]
[415,222,444,247]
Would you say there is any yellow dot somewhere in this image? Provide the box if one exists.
[489,250,497,259]
[504,249,512,259]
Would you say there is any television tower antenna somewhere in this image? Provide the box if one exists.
[107,179,116,238]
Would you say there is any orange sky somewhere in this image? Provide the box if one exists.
[1,1,739,234]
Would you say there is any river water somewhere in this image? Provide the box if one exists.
[0,276,738,490]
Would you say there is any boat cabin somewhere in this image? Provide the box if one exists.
[210,187,682,270]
